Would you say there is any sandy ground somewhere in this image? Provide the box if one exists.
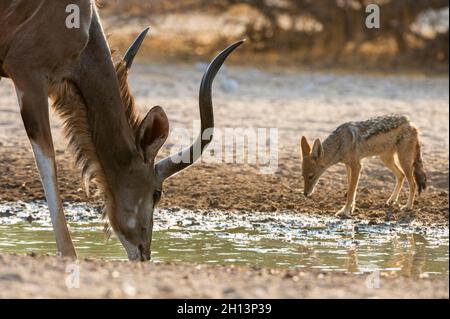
[0,62,448,298]
[0,65,448,225]
[0,253,447,298]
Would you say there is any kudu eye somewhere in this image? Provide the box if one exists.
[153,190,162,204]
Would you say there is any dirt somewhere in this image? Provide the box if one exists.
[0,253,447,298]
[0,147,448,226]
[0,51,448,298]
[0,65,448,226]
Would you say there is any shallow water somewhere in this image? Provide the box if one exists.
[0,201,448,277]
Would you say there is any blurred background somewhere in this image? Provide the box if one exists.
[100,0,449,72]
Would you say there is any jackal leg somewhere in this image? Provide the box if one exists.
[380,153,405,205]
[337,162,361,218]
[397,142,416,210]
[10,71,77,258]
[344,165,352,197]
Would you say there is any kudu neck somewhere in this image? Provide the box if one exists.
[74,12,137,176]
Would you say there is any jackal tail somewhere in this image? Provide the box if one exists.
[413,140,427,195]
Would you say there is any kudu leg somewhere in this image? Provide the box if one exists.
[11,72,77,258]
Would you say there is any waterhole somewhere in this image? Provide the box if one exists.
[0,201,448,277]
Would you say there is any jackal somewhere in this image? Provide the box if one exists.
[300,114,427,217]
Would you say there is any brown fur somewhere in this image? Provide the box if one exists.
[413,128,427,194]
[357,114,409,140]
[49,53,142,234]
[1,0,239,259]
[113,57,142,134]
[301,114,427,216]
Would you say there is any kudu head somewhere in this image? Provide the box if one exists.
[109,29,244,261]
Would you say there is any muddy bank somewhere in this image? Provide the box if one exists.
[1,203,447,274]
[0,148,448,226]
[0,253,447,298]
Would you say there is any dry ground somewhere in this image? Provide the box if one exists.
[0,65,448,225]
[0,55,448,299]
[0,253,448,298]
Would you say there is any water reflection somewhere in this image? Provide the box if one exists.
[345,246,359,273]
[0,202,448,277]
[387,233,427,277]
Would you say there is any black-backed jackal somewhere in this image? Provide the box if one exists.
[300,114,427,218]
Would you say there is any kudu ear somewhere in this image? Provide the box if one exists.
[311,139,324,160]
[136,106,169,163]
[301,136,311,157]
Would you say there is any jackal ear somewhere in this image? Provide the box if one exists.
[301,136,311,157]
[311,139,323,160]
[136,106,169,163]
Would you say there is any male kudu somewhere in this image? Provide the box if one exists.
[0,0,243,261]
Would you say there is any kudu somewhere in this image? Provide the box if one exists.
[0,0,243,261]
